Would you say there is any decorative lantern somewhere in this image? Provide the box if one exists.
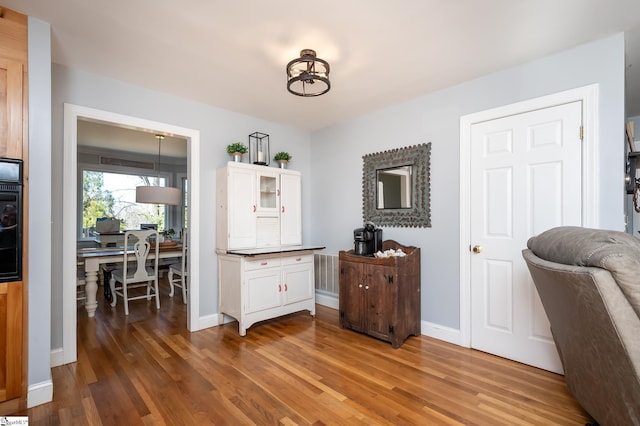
[249,132,270,166]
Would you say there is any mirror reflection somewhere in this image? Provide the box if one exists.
[376,166,412,209]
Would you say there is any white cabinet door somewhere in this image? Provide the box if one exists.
[228,167,257,249]
[245,268,281,314]
[280,172,302,246]
[256,170,280,214]
[282,256,313,305]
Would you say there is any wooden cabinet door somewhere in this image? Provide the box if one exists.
[0,58,24,159]
[365,265,395,342]
[0,282,22,401]
[339,261,366,332]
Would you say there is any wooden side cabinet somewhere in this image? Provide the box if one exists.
[0,281,22,401]
[339,240,420,348]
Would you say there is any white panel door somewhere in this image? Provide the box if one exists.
[470,101,582,373]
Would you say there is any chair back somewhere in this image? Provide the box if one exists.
[123,229,159,283]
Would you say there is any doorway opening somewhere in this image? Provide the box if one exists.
[61,104,201,365]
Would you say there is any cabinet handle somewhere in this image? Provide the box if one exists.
[253,205,256,213]
[284,283,288,291]
[260,262,268,266]
[282,206,285,213]
[277,189,280,196]
[278,284,282,292]
[295,257,301,262]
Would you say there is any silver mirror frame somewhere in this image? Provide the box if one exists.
[362,143,431,228]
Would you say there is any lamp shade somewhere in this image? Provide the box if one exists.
[136,185,181,206]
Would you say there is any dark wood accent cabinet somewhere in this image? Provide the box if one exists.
[339,240,420,348]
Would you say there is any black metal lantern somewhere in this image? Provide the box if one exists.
[249,132,270,165]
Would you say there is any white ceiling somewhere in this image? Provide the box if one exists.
[4,0,640,133]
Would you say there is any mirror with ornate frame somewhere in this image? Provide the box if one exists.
[362,143,431,228]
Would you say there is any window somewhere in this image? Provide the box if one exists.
[181,176,188,229]
[82,170,172,237]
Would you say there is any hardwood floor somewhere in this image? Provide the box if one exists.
[23,279,593,425]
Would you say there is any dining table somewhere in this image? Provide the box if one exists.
[77,243,184,317]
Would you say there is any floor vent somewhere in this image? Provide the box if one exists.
[314,253,339,295]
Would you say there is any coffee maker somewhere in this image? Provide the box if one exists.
[354,222,382,256]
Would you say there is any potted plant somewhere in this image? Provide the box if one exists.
[160,228,176,244]
[273,151,292,168]
[226,142,248,162]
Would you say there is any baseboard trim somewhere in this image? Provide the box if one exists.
[50,347,64,368]
[421,320,463,346]
[315,291,338,310]
[27,379,53,408]
[191,313,220,331]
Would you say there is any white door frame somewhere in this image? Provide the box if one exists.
[62,104,201,365]
[458,84,599,348]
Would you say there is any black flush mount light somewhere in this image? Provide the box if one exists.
[286,49,330,97]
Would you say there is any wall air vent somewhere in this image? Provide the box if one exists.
[99,156,155,170]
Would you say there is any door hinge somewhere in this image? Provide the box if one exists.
[579,125,584,141]
[388,275,393,284]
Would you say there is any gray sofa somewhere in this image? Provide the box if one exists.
[523,226,640,426]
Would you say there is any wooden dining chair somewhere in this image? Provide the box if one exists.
[168,229,188,304]
[109,229,160,315]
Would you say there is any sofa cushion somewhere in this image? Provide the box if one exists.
[527,226,640,317]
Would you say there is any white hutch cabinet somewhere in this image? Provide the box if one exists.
[216,162,322,336]
[216,162,301,250]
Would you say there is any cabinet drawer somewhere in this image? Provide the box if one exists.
[244,257,281,271]
[281,254,313,266]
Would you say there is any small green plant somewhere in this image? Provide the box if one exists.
[273,151,292,161]
[226,142,248,154]
[161,228,176,239]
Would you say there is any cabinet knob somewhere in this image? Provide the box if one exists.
[365,285,369,290]
[358,284,363,288]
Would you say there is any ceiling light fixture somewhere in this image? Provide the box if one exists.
[135,134,181,206]
[286,49,330,97]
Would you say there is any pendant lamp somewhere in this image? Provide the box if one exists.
[136,134,181,206]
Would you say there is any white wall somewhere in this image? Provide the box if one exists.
[49,64,312,350]
[309,34,626,330]
[27,17,53,406]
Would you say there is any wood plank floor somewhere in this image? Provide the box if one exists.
[23,279,594,425]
